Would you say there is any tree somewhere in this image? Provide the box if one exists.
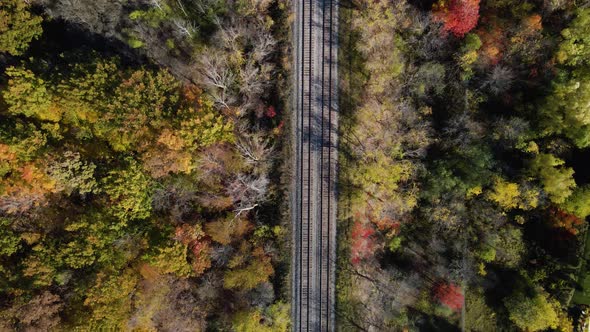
[556,8,590,66]
[15,291,63,331]
[562,186,590,219]
[102,160,153,222]
[174,224,212,276]
[504,290,558,331]
[547,207,583,235]
[3,66,57,122]
[434,282,464,311]
[529,153,576,204]
[486,177,520,210]
[143,241,193,278]
[540,68,590,148]
[350,219,376,265]
[0,0,43,55]
[465,288,497,331]
[232,302,290,332]
[0,218,21,257]
[83,269,138,329]
[57,214,121,269]
[224,248,274,291]
[47,151,97,195]
[433,0,481,38]
[494,225,526,268]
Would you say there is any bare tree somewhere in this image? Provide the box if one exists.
[172,18,197,38]
[198,51,238,109]
[235,130,274,171]
[227,174,269,217]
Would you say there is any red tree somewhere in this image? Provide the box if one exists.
[350,220,375,265]
[433,0,480,37]
[434,282,464,311]
[548,207,583,235]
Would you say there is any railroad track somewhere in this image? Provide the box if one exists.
[292,0,338,331]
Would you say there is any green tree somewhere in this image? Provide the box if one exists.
[103,160,153,222]
[540,68,590,148]
[143,241,193,278]
[556,8,590,66]
[232,302,290,332]
[3,67,57,122]
[562,185,590,219]
[0,218,20,257]
[504,290,558,331]
[83,269,138,329]
[465,288,497,331]
[529,153,576,204]
[494,225,526,268]
[57,213,121,269]
[224,253,274,291]
[47,151,97,195]
[0,0,43,56]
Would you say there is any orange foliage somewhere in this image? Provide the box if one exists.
[476,21,504,65]
[548,207,583,235]
[433,0,481,37]
[523,14,542,32]
[141,146,193,178]
[174,223,212,275]
[0,162,57,214]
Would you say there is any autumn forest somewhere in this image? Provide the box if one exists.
[1,0,590,331]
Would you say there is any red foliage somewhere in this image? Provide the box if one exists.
[548,207,584,235]
[434,282,464,311]
[433,0,480,37]
[350,220,376,265]
[266,106,277,118]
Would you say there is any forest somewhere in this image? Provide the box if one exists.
[2,0,590,331]
[0,0,291,330]
[338,0,590,331]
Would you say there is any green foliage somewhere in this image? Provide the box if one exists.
[388,236,403,253]
[562,186,590,219]
[130,8,169,28]
[178,97,235,149]
[143,241,193,278]
[0,219,20,257]
[83,269,139,329]
[493,225,526,268]
[3,67,56,121]
[102,160,153,222]
[540,68,590,148]
[465,288,497,331]
[0,0,43,56]
[504,290,558,331]
[224,254,274,291]
[57,213,121,269]
[47,151,97,195]
[529,153,576,204]
[128,37,145,49]
[463,33,482,52]
[556,9,590,66]
[232,302,290,332]
[411,62,446,97]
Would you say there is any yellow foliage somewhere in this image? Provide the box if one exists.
[487,178,520,210]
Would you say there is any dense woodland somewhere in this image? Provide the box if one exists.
[3,0,590,331]
[0,0,291,330]
[339,0,590,331]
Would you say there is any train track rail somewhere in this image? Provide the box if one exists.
[292,0,338,331]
